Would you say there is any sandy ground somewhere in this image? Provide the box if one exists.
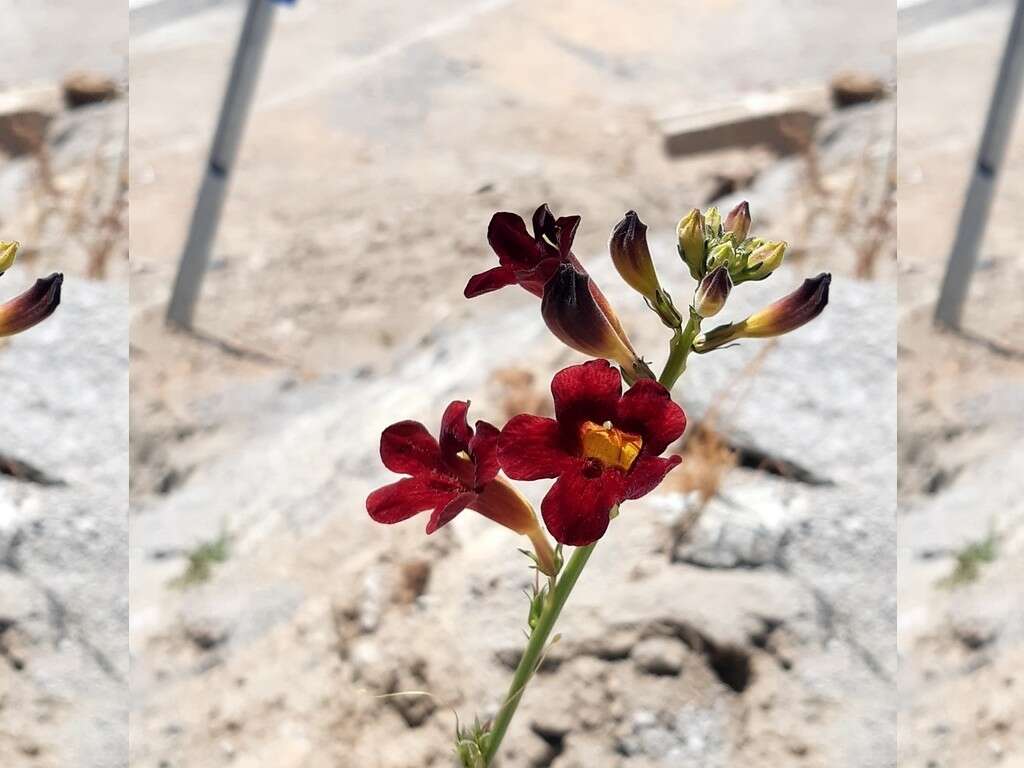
[898,2,1024,766]
[128,1,896,767]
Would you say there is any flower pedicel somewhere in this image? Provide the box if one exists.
[366,201,830,765]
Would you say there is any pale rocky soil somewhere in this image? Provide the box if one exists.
[0,2,128,766]
[128,1,895,767]
[898,2,1024,766]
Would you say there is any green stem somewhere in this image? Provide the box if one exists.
[483,542,597,764]
[659,309,701,389]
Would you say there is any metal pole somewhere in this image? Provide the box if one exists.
[166,0,278,329]
[935,0,1024,328]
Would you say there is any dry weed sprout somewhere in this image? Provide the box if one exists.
[20,117,127,279]
[786,111,895,278]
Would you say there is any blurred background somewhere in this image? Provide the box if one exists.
[129,1,894,766]
[898,0,1024,765]
[0,0,127,766]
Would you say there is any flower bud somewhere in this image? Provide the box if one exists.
[0,241,18,275]
[677,209,706,281]
[704,206,722,237]
[723,201,751,241]
[609,211,660,300]
[693,266,732,318]
[742,240,786,281]
[694,273,831,351]
[707,241,736,272]
[541,262,647,377]
[0,273,63,337]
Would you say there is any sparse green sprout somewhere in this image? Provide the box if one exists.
[171,530,232,588]
[937,532,999,593]
[938,531,999,589]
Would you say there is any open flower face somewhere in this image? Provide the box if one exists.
[464,204,581,298]
[367,400,507,532]
[367,401,558,572]
[499,360,686,546]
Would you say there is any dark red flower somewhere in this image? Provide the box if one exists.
[498,360,686,546]
[465,203,580,298]
[467,205,649,380]
[367,401,556,572]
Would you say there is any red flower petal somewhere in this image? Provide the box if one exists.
[551,359,621,435]
[366,476,461,525]
[531,204,558,245]
[465,265,518,298]
[380,420,443,476]
[513,257,561,297]
[440,400,473,463]
[540,462,626,546]
[498,414,572,480]
[623,455,682,500]
[426,491,476,533]
[470,420,501,487]
[555,215,580,260]
[489,212,544,270]
[615,380,688,455]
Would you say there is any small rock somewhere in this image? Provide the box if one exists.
[62,71,120,108]
[578,625,639,660]
[394,559,431,604]
[0,83,61,156]
[349,638,396,691]
[830,71,886,108]
[631,637,686,676]
[183,615,231,651]
[358,568,386,633]
[387,658,436,728]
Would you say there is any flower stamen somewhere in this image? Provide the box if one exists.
[579,421,642,472]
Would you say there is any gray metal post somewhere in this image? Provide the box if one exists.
[166,0,278,329]
[935,0,1024,328]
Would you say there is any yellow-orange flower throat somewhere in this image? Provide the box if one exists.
[579,421,642,471]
